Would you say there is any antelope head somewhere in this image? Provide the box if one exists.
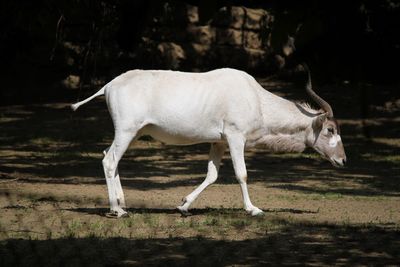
[304,65,347,167]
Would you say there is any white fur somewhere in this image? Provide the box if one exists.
[329,134,341,147]
[72,68,326,217]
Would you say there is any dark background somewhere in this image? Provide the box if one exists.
[0,0,399,104]
[1,2,400,265]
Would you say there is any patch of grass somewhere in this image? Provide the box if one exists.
[122,215,137,228]
[87,221,105,238]
[203,216,220,226]
[64,220,83,238]
[143,213,160,228]
[175,217,190,228]
[311,192,344,200]
[255,218,284,233]
[230,218,252,230]
[274,191,348,202]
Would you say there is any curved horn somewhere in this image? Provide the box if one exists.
[302,64,333,118]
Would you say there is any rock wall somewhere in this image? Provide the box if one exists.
[125,4,275,72]
[55,2,279,90]
[1,0,398,103]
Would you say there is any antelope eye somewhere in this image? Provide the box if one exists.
[327,128,334,134]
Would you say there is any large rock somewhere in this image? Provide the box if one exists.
[213,6,245,29]
[245,48,267,69]
[62,75,80,89]
[214,46,246,67]
[187,25,216,45]
[187,43,212,68]
[157,42,186,69]
[244,31,262,49]
[244,8,269,30]
[187,5,199,24]
[212,46,268,70]
[216,28,243,46]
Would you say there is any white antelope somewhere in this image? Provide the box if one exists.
[71,66,346,217]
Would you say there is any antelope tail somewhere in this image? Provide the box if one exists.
[70,86,106,111]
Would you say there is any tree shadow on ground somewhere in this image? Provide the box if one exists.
[1,220,399,266]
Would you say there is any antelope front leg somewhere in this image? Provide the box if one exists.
[177,143,226,215]
[227,134,264,216]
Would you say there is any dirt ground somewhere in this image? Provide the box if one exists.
[0,81,399,266]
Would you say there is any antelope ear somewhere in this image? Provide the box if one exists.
[312,113,328,130]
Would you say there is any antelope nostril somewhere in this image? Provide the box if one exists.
[342,158,346,165]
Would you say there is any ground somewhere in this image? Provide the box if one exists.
[0,80,399,266]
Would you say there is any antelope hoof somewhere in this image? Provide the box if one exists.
[107,208,128,218]
[248,208,264,217]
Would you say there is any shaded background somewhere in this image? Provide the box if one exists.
[1,0,399,105]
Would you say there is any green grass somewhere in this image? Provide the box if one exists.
[65,220,83,238]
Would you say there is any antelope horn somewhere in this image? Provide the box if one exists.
[302,64,334,118]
